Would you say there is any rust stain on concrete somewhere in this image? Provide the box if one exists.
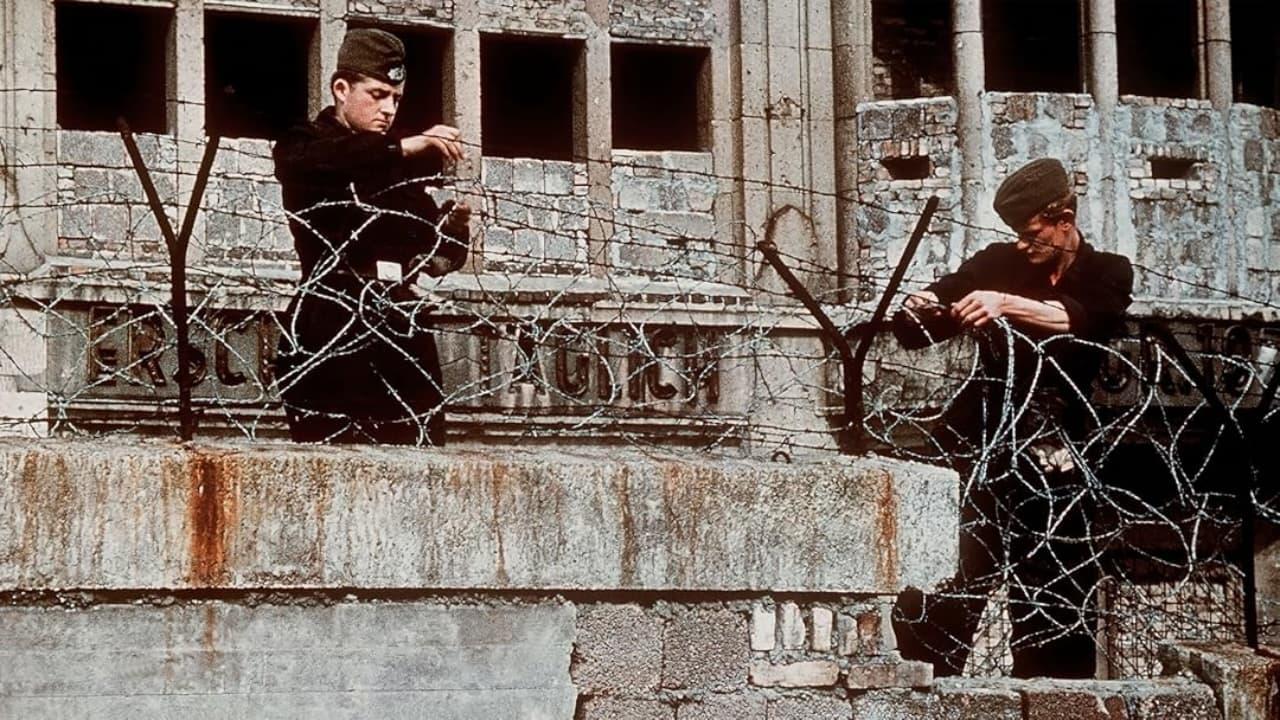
[615,465,637,586]
[187,452,238,587]
[873,469,900,590]
[490,462,510,585]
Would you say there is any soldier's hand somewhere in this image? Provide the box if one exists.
[951,290,1006,328]
[423,256,457,277]
[440,200,472,240]
[904,290,942,314]
[400,124,465,163]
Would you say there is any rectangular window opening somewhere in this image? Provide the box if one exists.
[612,43,708,152]
[871,0,953,100]
[346,22,448,137]
[982,0,1080,93]
[56,2,171,133]
[1150,157,1198,180]
[1117,0,1197,98]
[1232,0,1280,108]
[206,12,314,139]
[481,33,582,161]
[881,156,932,180]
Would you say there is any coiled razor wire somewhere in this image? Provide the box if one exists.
[0,130,1277,678]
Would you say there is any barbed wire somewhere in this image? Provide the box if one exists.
[2,118,1278,679]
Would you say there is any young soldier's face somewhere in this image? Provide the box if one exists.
[1015,212,1074,265]
[334,76,404,133]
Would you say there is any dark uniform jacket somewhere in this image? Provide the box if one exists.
[272,107,468,442]
[897,237,1134,453]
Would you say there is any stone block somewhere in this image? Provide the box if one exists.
[749,660,838,688]
[495,198,527,225]
[0,603,577,718]
[236,140,275,177]
[933,678,1022,719]
[1160,642,1276,720]
[92,205,129,241]
[572,603,663,693]
[483,158,514,191]
[811,607,834,652]
[0,442,959,594]
[848,689,939,719]
[513,159,545,193]
[557,197,591,231]
[59,131,129,167]
[513,229,542,260]
[678,692,767,720]
[662,607,748,691]
[71,168,110,202]
[1023,688,1128,720]
[766,696,851,720]
[616,176,656,211]
[544,230,579,263]
[750,604,776,651]
[845,660,932,690]
[544,162,574,195]
[60,205,93,239]
[780,602,805,649]
[566,696,674,720]
[860,109,892,141]
[483,226,515,255]
[1127,680,1220,720]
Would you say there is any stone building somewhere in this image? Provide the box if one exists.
[0,0,1278,716]
[0,0,1276,446]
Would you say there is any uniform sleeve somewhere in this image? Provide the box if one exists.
[1055,253,1134,341]
[272,126,403,186]
[926,245,1011,304]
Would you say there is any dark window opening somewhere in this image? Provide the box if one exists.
[481,34,581,161]
[881,156,932,180]
[612,43,708,151]
[1150,157,1198,180]
[1117,0,1197,98]
[872,0,953,99]
[346,22,448,136]
[1232,0,1280,107]
[205,12,313,139]
[983,0,1080,93]
[56,2,170,133]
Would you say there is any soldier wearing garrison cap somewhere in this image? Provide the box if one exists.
[891,158,1134,679]
[272,28,472,445]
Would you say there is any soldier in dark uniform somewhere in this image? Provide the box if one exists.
[272,28,470,445]
[891,158,1134,678]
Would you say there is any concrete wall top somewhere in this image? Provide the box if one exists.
[0,439,958,594]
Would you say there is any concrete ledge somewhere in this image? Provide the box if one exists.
[0,440,957,593]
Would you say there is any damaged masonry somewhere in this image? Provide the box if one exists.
[2,0,1280,718]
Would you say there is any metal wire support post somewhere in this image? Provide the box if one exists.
[757,195,939,454]
[117,119,220,441]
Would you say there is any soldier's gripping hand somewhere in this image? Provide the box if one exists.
[422,200,472,277]
[400,124,465,163]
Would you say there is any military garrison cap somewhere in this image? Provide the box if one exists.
[993,158,1071,229]
[337,28,406,85]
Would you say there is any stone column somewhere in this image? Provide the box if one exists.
[170,0,205,263]
[447,1,482,270]
[310,0,347,116]
[1086,0,1121,253]
[832,0,874,300]
[952,0,985,250]
[0,0,57,272]
[581,0,613,278]
[710,0,744,284]
[1202,0,1232,110]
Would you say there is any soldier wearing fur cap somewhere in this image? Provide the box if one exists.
[272,28,470,445]
[892,158,1134,678]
